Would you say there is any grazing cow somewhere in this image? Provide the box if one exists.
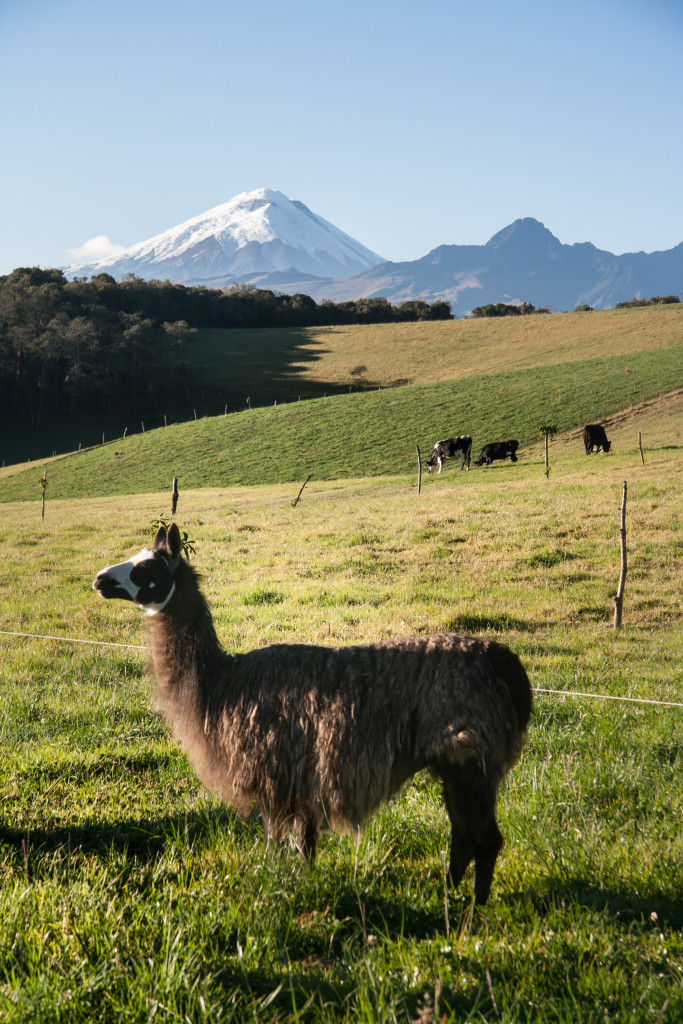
[426,435,472,473]
[474,440,519,466]
[583,424,611,454]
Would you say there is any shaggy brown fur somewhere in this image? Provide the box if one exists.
[94,524,532,904]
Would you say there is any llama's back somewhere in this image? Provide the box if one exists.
[194,632,530,830]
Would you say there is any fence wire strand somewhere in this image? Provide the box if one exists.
[2,628,681,707]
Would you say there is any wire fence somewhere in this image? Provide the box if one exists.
[1,628,681,708]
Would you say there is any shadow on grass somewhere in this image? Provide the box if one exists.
[203,964,494,1022]
[444,613,538,633]
[0,327,360,464]
[0,804,259,866]
[516,879,683,932]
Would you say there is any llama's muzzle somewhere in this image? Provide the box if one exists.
[92,569,135,601]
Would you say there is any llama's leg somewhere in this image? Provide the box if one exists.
[442,774,475,889]
[297,817,318,867]
[260,809,274,852]
[442,762,503,905]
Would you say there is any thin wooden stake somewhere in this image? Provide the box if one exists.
[613,481,628,629]
[40,469,47,520]
[291,474,312,507]
[638,431,644,465]
[171,477,179,515]
[416,445,422,494]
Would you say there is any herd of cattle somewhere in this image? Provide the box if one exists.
[425,424,612,473]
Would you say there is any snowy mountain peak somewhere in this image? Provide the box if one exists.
[65,188,384,284]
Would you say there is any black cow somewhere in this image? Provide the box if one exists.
[474,440,519,466]
[583,424,611,454]
[426,435,472,473]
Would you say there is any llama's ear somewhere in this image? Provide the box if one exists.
[167,522,182,559]
[153,526,167,549]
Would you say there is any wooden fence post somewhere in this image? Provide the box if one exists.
[613,481,628,628]
[539,424,556,478]
[40,469,47,520]
[638,431,644,465]
[291,474,312,507]
[171,477,179,515]
[416,445,422,494]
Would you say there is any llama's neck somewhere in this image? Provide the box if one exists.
[146,561,224,708]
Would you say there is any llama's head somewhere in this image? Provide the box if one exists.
[93,524,182,615]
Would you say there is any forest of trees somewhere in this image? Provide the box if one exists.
[0,267,452,432]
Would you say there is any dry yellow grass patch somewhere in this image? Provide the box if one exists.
[290,305,683,389]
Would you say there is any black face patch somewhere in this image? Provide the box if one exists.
[129,553,174,607]
[93,548,176,609]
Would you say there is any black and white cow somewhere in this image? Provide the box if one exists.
[474,440,519,466]
[583,424,611,454]
[426,435,472,472]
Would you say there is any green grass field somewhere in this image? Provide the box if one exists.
[1,308,681,1021]
[1,344,682,502]
[2,302,682,466]
[1,442,682,1022]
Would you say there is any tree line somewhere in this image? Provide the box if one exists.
[615,295,680,309]
[0,267,452,431]
[470,301,551,318]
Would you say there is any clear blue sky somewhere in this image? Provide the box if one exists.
[1,0,681,275]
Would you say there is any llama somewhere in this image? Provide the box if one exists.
[93,523,532,904]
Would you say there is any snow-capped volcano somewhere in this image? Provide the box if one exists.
[65,188,384,283]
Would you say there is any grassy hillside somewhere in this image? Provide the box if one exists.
[195,301,683,393]
[1,345,681,502]
[2,303,682,466]
[1,450,681,1022]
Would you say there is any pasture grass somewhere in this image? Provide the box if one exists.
[1,344,682,503]
[246,302,683,392]
[1,445,681,1021]
[148,302,683,410]
[3,302,682,467]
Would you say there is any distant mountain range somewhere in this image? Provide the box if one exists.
[65,188,683,315]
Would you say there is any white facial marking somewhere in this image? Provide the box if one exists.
[130,547,155,566]
[98,557,142,601]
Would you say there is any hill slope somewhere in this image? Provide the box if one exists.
[1,346,681,502]
[2,304,681,467]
